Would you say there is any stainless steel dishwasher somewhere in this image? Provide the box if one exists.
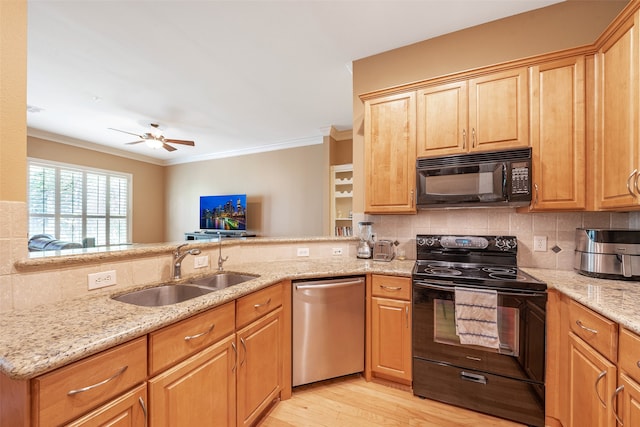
[292,276,365,387]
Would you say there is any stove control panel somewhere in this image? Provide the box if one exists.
[417,235,518,252]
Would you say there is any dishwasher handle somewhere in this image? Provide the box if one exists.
[295,278,363,291]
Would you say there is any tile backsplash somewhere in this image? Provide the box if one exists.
[354,209,637,271]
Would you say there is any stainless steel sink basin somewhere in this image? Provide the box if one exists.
[186,272,259,290]
[112,284,214,307]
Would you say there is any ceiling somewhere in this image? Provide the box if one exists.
[27,0,563,166]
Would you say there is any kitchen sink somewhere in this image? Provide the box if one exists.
[186,272,259,290]
[112,284,214,307]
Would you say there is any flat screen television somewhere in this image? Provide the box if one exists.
[199,194,247,231]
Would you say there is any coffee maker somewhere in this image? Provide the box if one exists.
[357,221,374,259]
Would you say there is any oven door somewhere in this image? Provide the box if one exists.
[412,279,546,384]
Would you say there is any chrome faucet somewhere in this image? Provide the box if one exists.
[217,232,228,271]
[173,243,202,280]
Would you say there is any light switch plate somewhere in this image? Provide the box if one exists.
[194,255,209,268]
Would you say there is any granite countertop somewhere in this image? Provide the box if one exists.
[1,258,639,381]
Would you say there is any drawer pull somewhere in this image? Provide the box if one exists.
[576,320,598,334]
[139,397,148,426]
[254,298,271,309]
[184,323,215,341]
[612,385,624,426]
[67,365,128,396]
[380,285,402,291]
[595,370,607,407]
[460,371,487,385]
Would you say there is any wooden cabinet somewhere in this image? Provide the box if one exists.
[614,328,640,426]
[363,92,416,214]
[417,68,529,158]
[66,383,147,427]
[148,335,236,427]
[595,10,640,210]
[369,275,412,385]
[528,56,586,211]
[32,337,147,427]
[236,307,283,427]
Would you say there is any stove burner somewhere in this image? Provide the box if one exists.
[482,267,516,274]
[424,267,462,276]
[489,272,530,281]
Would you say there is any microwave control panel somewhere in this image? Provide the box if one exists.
[510,161,530,195]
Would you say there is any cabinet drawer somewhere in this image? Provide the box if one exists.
[149,301,235,375]
[236,282,283,329]
[619,328,640,383]
[568,300,618,362]
[32,336,147,427]
[371,275,411,300]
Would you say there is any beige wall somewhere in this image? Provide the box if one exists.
[165,144,325,241]
[27,136,166,243]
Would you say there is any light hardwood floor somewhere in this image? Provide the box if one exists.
[260,375,524,427]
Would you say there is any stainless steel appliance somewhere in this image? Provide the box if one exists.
[575,228,640,279]
[373,239,395,261]
[292,276,365,387]
[416,148,532,209]
[412,234,546,427]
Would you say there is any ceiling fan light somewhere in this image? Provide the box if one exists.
[145,139,163,149]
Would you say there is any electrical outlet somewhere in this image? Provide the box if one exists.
[297,247,310,257]
[332,247,343,256]
[194,255,209,268]
[88,270,117,290]
[533,236,547,252]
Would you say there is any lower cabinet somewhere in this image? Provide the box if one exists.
[148,334,237,427]
[369,275,412,385]
[66,383,148,427]
[236,307,284,427]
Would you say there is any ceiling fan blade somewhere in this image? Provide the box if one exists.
[108,127,144,138]
[162,143,178,152]
[164,139,195,146]
[125,140,145,145]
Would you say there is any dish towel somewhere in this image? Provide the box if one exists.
[454,287,500,349]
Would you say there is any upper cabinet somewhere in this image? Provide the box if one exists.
[595,10,640,210]
[528,56,586,211]
[417,67,529,158]
[363,92,417,214]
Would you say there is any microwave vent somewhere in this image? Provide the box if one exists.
[417,148,531,168]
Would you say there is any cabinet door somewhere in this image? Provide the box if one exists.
[236,306,283,427]
[66,384,147,427]
[371,297,412,384]
[417,81,468,157]
[148,335,236,427]
[364,92,416,214]
[468,67,529,152]
[568,332,617,427]
[529,56,586,211]
[618,372,640,427]
[596,11,640,209]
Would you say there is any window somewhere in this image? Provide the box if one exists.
[28,159,132,247]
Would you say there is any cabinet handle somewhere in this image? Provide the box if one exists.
[240,337,247,366]
[595,370,608,407]
[184,323,215,341]
[635,171,640,197]
[67,365,128,396]
[231,341,238,372]
[410,189,415,207]
[405,306,409,327]
[462,129,466,149]
[612,385,624,426]
[254,298,271,309]
[627,169,638,198]
[380,285,402,291]
[139,397,148,427]
[472,128,476,148]
[576,319,598,335]
[534,183,539,206]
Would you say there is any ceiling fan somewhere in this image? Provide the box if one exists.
[108,123,195,152]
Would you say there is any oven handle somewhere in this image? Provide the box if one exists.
[413,280,545,297]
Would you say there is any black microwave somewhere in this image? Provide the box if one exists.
[416,148,532,209]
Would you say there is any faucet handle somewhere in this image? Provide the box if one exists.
[174,243,188,256]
